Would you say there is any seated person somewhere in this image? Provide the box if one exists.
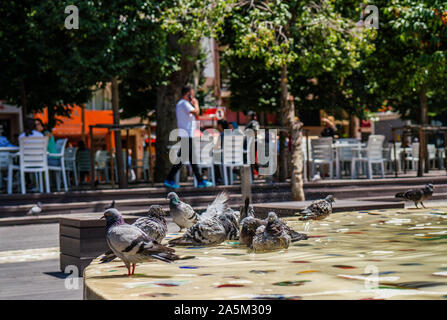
[320,117,338,139]
[19,117,44,139]
[0,125,16,147]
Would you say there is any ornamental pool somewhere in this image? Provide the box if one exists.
[84,205,447,300]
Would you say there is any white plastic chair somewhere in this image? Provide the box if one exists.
[95,150,110,182]
[310,138,334,179]
[351,135,385,179]
[133,151,150,181]
[7,137,50,194]
[64,147,78,186]
[48,138,69,192]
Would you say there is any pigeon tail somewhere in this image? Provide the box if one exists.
[149,252,179,263]
[289,229,309,242]
[299,208,312,215]
[168,236,200,247]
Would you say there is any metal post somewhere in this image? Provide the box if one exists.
[126,129,130,181]
[109,129,115,188]
[89,126,95,189]
[147,124,153,185]
[392,128,398,178]
[305,130,310,182]
[241,165,252,204]
[417,126,423,177]
[402,130,407,174]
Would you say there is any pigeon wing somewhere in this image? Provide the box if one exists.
[199,192,229,220]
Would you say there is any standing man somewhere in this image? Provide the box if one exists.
[163,86,213,189]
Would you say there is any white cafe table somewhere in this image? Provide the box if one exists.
[0,147,19,152]
[332,143,365,179]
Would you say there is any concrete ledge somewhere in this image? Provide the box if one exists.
[253,199,404,217]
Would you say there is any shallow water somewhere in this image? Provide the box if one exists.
[85,207,447,300]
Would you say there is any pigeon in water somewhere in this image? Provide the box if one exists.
[168,209,239,246]
[100,205,168,263]
[27,202,42,216]
[252,212,291,252]
[167,192,198,231]
[297,195,335,221]
[240,199,307,248]
[199,192,231,221]
[101,207,178,276]
[395,183,434,208]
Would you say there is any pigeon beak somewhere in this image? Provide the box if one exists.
[99,216,105,220]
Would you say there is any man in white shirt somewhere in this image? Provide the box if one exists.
[164,86,213,189]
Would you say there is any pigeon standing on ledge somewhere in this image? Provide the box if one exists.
[102,207,178,276]
[252,212,291,252]
[27,202,42,216]
[100,205,168,263]
[395,183,434,208]
[297,195,335,221]
[167,192,198,231]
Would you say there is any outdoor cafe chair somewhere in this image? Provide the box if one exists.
[132,151,150,182]
[76,149,91,183]
[7,137,50,194]
[310,137,334,179]
[48,138,69,192]
[95,150,111,182]
[64,147,78,186]
[351,135,385,179]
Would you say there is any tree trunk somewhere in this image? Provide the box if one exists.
[279,65,289,182]
[279,64,305,200]
[111,76,127,189]
[154,36,200,182]
[419,84,428,125]
[20,79,28,122]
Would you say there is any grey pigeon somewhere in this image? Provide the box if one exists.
[395,183,434,208]
[240,199,307,248]
[252,212,291,252]
[297,195,335,221]
[100,205,168,263]
[27,202,42,216]
[102,207,178,276]
[199,192,231,221]
[168,210,239,246]
[167,192,198,231]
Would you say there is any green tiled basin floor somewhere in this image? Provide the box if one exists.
[84,207,447,300]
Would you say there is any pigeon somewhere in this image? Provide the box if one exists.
[252,212,291,252]
[27,202,42,216]
[167,192,198,231]
[395,183,434,208]
[239,199,307,248]
[133,205,168,242]
[168,210,240,246]
[100,205,168,263]
[199,192,232,221]
[297,195,335,221]
[101,207,178,276]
